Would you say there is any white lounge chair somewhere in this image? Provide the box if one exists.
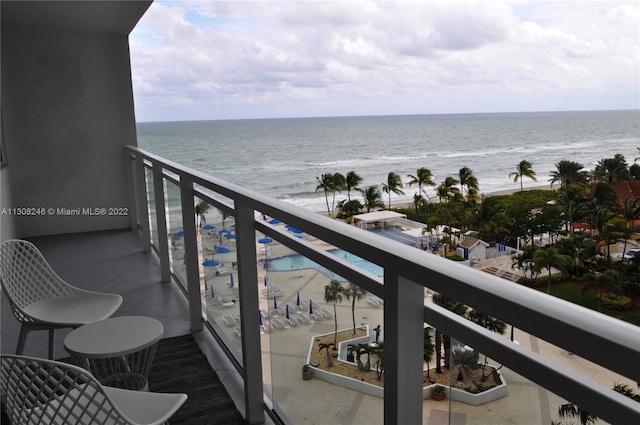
[1,354,187,425]
[0,239,123,359]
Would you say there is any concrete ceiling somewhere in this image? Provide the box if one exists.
[1,0,152,35]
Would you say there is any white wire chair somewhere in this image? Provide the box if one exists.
[0,354,187,425]
[0,239,123,359]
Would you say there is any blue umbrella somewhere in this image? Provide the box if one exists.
[229,273,234,288]
[268,219,280,225]
[202,224,215,230]
[210,287,215,298]
[225,233,236,240]
[202,259,220,267]
[288,226,303,234]
[259,311,263,326]
[219,229,231,234]
[258,237,273,244]
[173,230,184,237]
[309,299,313,315]
[296,291,300,306]
[215,246,231,254]
[273,295,278,310]
[286,304,290,320]
[264,276,268,286]
[510,325,515,342]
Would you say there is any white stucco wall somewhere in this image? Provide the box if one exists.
[1,28,138,237]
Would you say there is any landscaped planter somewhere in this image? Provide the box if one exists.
[307,329,508,405]
[422,367,508,405]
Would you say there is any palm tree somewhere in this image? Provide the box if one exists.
[549,160,586,190]
[594,153,630,184]
[558,402,598,425]
[316,173,335,216]
[423,327,435,379]
[362,185,384,212]
[358,344,373,371]
[509,160,537,191]
[618,195,640,228]
[413,193,425,213]
[580,270,623,311]
[332,172,347,214]
[345,171,363,201]
[382,171,405,209]
[318,342,335,367]
[407,167,436,200]
[344,283,367,334]
[458,166,479,199]
[533,247,572,294]
[194,200,210,228]
[437,176,460,203]
[324,279,345,345]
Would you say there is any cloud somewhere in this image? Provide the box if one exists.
[130,0,639,121]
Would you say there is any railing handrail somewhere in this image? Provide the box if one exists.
[125,144,640,424]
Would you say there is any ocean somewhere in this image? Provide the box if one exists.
[136,110,639,213]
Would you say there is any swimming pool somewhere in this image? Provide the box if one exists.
[267,249,383,281]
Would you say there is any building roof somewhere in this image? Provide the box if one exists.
[352,211,406,224]
[460,236,489,249]
[614,180,640,205]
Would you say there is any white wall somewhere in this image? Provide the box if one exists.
[1,28,138,238]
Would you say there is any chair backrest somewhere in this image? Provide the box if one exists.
[1,354,131,425]
[0,240,81,315]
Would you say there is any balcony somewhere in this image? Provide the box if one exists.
[1,145,638,424]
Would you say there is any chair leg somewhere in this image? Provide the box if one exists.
[48,329,55,360]
[16,325,28,355]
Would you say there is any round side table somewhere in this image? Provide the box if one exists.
[64,316,164,391]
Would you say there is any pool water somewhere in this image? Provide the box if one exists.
[267,249,383,281]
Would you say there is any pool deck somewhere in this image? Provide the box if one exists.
[175,222,632,424]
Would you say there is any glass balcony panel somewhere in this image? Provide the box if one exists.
[264,243,384,424]
[200,205,243,358]
[164,179,186,290]
[144,167,159,247]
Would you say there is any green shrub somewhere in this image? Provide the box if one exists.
[601,294,633,311]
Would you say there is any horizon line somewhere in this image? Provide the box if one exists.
[135,108,639,125]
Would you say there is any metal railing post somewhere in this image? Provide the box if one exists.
[235,203,265,424]
[383,273,424,425]
[179,175,203,332]
[152,164,171,283]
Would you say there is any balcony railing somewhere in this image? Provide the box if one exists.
[125,145,639,425]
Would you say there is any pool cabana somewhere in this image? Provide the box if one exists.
[353,211,407,230]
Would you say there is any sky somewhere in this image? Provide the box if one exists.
[129,0,640,122]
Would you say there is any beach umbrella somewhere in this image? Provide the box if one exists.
[219,229,231,234]
[202,224,215,230]
[225,233,236,240]
[202,259,220,267]
[285,304,290,320]
[510,325,515,342]
[259,311,263,326]
[173,230,184,237]
[229,273,235,288]
[210,287,215,298]
[264,276,268,287]
[258,237,273,244]
[215,246,230,254]
[296,291,300,306]
[288,226,303,234]
[273,295,278,310]
[309,299,313,315]
[268,219,280,225]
